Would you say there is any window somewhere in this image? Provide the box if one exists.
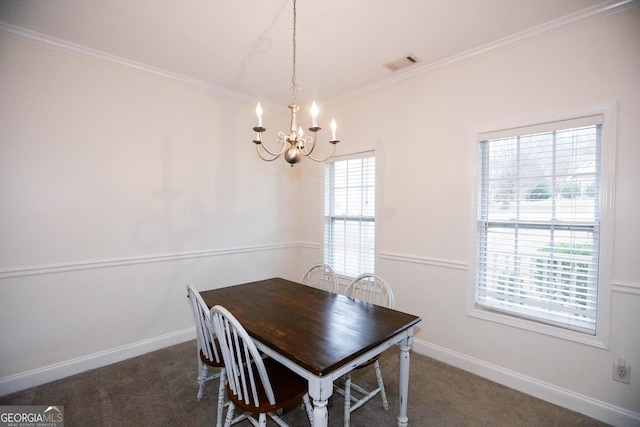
[473,111,615,340]
[324,155,375,278]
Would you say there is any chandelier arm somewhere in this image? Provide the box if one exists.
[257,131,288,158]
[306,143,337,163]
[257,142,286,158]
[299,135,316,156]
[256,144,282,162]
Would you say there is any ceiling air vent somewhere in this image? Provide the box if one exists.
[383,54,422,72]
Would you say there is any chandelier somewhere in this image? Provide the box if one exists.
[252,0,339,166]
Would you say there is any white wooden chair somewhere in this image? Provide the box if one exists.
[186,285,227,427]
[210,304,314,427]
[301,263,339,293]
[337,274,395,427]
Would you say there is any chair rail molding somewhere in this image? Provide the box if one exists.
[0,243,299,280]
[611,279,640,296]
[378,251,468,271]
[297,242,321,251]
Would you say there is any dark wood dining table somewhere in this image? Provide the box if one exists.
[200,277,421,427]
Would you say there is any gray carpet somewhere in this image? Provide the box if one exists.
[0,340,610,426]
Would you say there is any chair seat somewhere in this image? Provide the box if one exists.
[227,358,308,414]
[199,339,225,368]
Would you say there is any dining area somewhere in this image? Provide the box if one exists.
[187,266,422,427]
[0,268,613,426]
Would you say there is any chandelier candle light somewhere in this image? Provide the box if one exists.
[252,0,339,166]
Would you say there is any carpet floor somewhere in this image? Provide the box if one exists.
[0,340,610,426]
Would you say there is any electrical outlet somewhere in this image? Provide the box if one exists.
[613,358,631,384]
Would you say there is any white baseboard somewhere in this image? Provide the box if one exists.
[0,327,196,397]
[411,339,640,427]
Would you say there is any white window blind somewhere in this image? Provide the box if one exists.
[477,117,602,334]
[324,156,375,278]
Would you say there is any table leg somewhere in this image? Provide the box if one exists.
[308,376,330,427]
[312,398,329,427]
[397,332,413,427]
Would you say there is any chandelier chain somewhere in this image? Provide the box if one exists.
[291,0,297,102]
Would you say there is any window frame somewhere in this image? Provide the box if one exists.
[467,104,617,348]
[323,152,376,279]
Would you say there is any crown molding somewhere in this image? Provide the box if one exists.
[0,21,255,102]
[1,0,636,106]
[326,0,638,105]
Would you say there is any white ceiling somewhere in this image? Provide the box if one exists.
[0,0,616,106]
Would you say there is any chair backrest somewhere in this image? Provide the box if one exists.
[301,263,339,293]
[344,274,395,309]
[187,284,221,364]
[210,305,276,407]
